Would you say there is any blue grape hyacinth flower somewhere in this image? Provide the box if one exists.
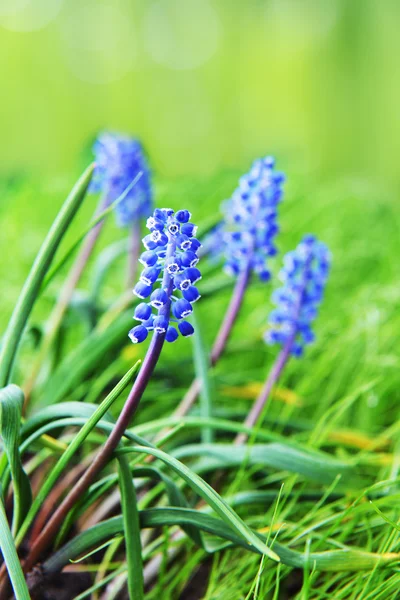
[264,235,331,357]
[219,156,285,281]
[90,132,153,227]
[129,208,201,343]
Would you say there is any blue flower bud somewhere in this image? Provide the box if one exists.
[140,266,161,286]
[176,234,192,251]
[128,325,148,344]
[178,321,195,337]
[180,222,198,237]
[166,326,179,343]
[146,216,164,231]
[189,238,202,252]
[150,288,169,309]
[184,267,202,284]
[133,281,153,299]
[150,230,168,247]
[174,272,192,291]
[167,221,180,236]
[182,286,201,303]
[142,235,158,251]
[173,298,193,319]
[139,251,158,267]
[153,315,169,333]
[165,256,182,274]
[134,302,152,322]
[180,251,199,268]
[153,208,167,221]
[175,209,191,223]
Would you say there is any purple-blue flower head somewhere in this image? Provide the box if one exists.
[129,208,201,343]
[264,235,331,356]
[215,156,285,280]
[90,132,153,227]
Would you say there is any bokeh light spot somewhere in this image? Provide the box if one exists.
[143,0,220,70]
[0,0,63,31]
[59,1,136,84]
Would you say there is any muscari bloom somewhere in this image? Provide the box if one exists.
[216,156,285,281]
[90,132,153,227]
[264,235,331,357]
[128,208,201,343]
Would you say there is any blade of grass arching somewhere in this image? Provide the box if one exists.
[0,497,30,600]
[191,312,214,443]
[41,171,143,292]
[0,385,32,535]
[14,363,140,548]
[117,457,144,600]
[42,508,400,579]
[116,445,280,562]
[171,443,358,488]
[0,163,94,388]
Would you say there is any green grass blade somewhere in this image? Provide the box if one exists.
[0,385,32,535]
[191,312,214,443]
[118,457,144,600]
[172,442,358,488]
[117,445,280,562]
[0,163,95,387]
[0,497,30,600]
[15,362,140,547]
[44,508,400,577]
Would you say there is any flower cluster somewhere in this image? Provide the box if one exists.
[264,235,331,357]
[128,208,201,344]
[220,156,285,280]
[90,132,153,227]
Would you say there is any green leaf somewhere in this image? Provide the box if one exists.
[191,312,214,444]
[0,163,94,387]
[118,457,144,600]
[0,497,30,600]
[117,445,280,562]
[0,385,31,535]
[44,508,400,577]
[14,363,140,547]
[171,443,357,488]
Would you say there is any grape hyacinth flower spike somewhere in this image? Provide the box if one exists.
[236,235,331,444]
[265,235,331,356]
[172,156,286,422]
[221,156,285,281]
[129,208,201,344]
[91,131,153,287]
[90,132,153,228]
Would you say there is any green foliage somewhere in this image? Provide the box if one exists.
[0,385,31,535]
[1,170,400,599]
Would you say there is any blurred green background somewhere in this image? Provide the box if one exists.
[1,0,400,185]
